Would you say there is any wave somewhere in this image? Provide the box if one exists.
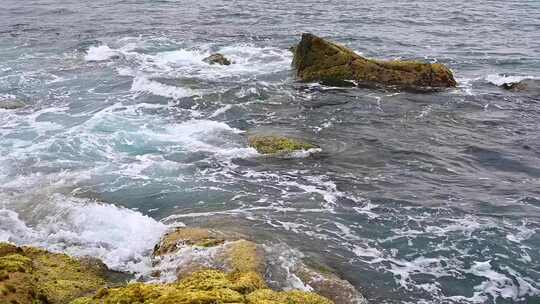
[485,74,539,86]
[0,195,166,274]
[84,45,120,62]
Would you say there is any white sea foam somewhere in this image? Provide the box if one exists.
[131,75,201,99]
[485,74,539,86]
[85,45,119,61]
[0,195,167,274]
[210,104,233,118]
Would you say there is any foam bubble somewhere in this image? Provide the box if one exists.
[131,76,201,99]
[85,45,119,62]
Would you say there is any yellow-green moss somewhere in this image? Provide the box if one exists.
[246,289,333,304]
[70,270,332,304]
[248,136,317,155]
[0,243,110,304]
[0,254,32,273]
[294,33,457,88]
[226,240,265,274]
[228,271,267,294]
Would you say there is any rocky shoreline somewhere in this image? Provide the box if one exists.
[1,227,367,304]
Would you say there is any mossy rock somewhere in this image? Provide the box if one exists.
[71,269,332,304]
[225,240,265,274]
[0,243,113,304]
[246,289,333,304]
[248,135,318,155]
[293,33,457,89]
[153,228,227,256]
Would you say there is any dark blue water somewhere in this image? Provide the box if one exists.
[1,1,540,303]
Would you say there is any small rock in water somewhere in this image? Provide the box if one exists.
[248,135,318,155]
[203,53,231,65]
[0,99,25,110]
[293,33,457,89]
[500,79,540,95]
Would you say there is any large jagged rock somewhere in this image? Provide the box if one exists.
[0,243,116,304]
[248,135,318,155]
[293,33,457,89]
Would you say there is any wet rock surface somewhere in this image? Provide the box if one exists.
[293,33,457,89]
[500,79,540,96]
[203,53,232,65]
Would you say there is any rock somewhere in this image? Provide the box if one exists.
[500,79,540,95]
[0,99,25,110]
[0,242,113,304]
[72,269,332,304]
[293,263,368,304]
[152,228,265,283]
[248,135,318,155]
[153,228,227,256]
[203,53,231,65]
[293,33,457,89]
[246,289,333,304]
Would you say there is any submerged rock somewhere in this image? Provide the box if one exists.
[293,33,457,89]
[0,99,25,110]
[500,79,540,95]
[203,53,232,65]
[293,263,368,304]
[0,242,114,304]
[248,135,318,155]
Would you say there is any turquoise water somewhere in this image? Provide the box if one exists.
[1,1,539,303]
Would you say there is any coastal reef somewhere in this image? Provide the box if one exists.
[2,227,366,304]
[293,33,457,89]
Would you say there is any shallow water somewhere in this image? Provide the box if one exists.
[1,1,540,303]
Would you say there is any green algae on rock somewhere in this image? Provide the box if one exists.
[71,269,333,304]
[225,240,265,274]
[0,242,113,304]
[152,228,266,284]
[248,135,318,155]
[293,33,457,89]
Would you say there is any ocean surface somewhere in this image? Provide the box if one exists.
[1,1,540,303]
